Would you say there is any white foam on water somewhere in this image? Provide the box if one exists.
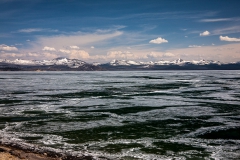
[40,134,67,145]
[167,138,240,160]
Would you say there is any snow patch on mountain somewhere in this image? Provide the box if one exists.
[110,59,141,66]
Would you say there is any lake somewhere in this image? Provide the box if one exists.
[0,71,240,159]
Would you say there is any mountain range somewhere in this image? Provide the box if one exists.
[1,57,240,71]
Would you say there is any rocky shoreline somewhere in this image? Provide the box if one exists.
[0,143,98,160]
[0,145,57,160]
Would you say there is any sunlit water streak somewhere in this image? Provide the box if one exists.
[0,71,240,159]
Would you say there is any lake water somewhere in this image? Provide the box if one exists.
[0,71,240,159]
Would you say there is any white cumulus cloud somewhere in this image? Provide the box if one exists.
[42,52,58,59]
[163,52,175,57]
[147,52,162,58]
[107,51,136,59]
[59,49,71,54]
[0,44,18,51]
[70,46,80,49]
[149,37,168,44]
[59,48,89,59]
[42,46,56,51]
[147,52,175,59]
[200,31,210,36]
[69,50,89,59]
[219,35,240,42]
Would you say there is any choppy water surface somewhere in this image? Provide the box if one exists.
[0,71,240,159]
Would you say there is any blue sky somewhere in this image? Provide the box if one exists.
[1,0,240,62]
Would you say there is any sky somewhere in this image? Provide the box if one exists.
[1,0,240,63]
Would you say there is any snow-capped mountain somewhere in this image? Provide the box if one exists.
[108,58,223,66]
[0,57,102,71]
[1,58,240,71]
[0,57,86,68]
[98,58,240,70]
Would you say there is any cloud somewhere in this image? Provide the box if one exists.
[27,52,38,57]
[42,52,58,59]
[212,26,240,35]
[26,39,30,42]
[107,11,218,21]
[107,51,136,59]
[0,53,20,59]
[0,44,18,51]
[59,49,71,54]
[42,46,56,51]
[200,31,210,36]
[2,52,61,61]
[0,46,89,60]
[199,18,234,22]
[149,37,168,44]
[0,52,44,60]
[189,45,202,48]
[147,52,174,58]
[36,31,123,49]
[59,48,89,59]
[18,28,43,33]
[14,29,124,61]
[167,43,240,62]
[68,50,89,59]
[91,46,95,49]
[163,52,175,57]
[15,43,23,46]
[17,28,58,33]
[70,46,80,49]
[220,36,240,42]
[147,52,162,58]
